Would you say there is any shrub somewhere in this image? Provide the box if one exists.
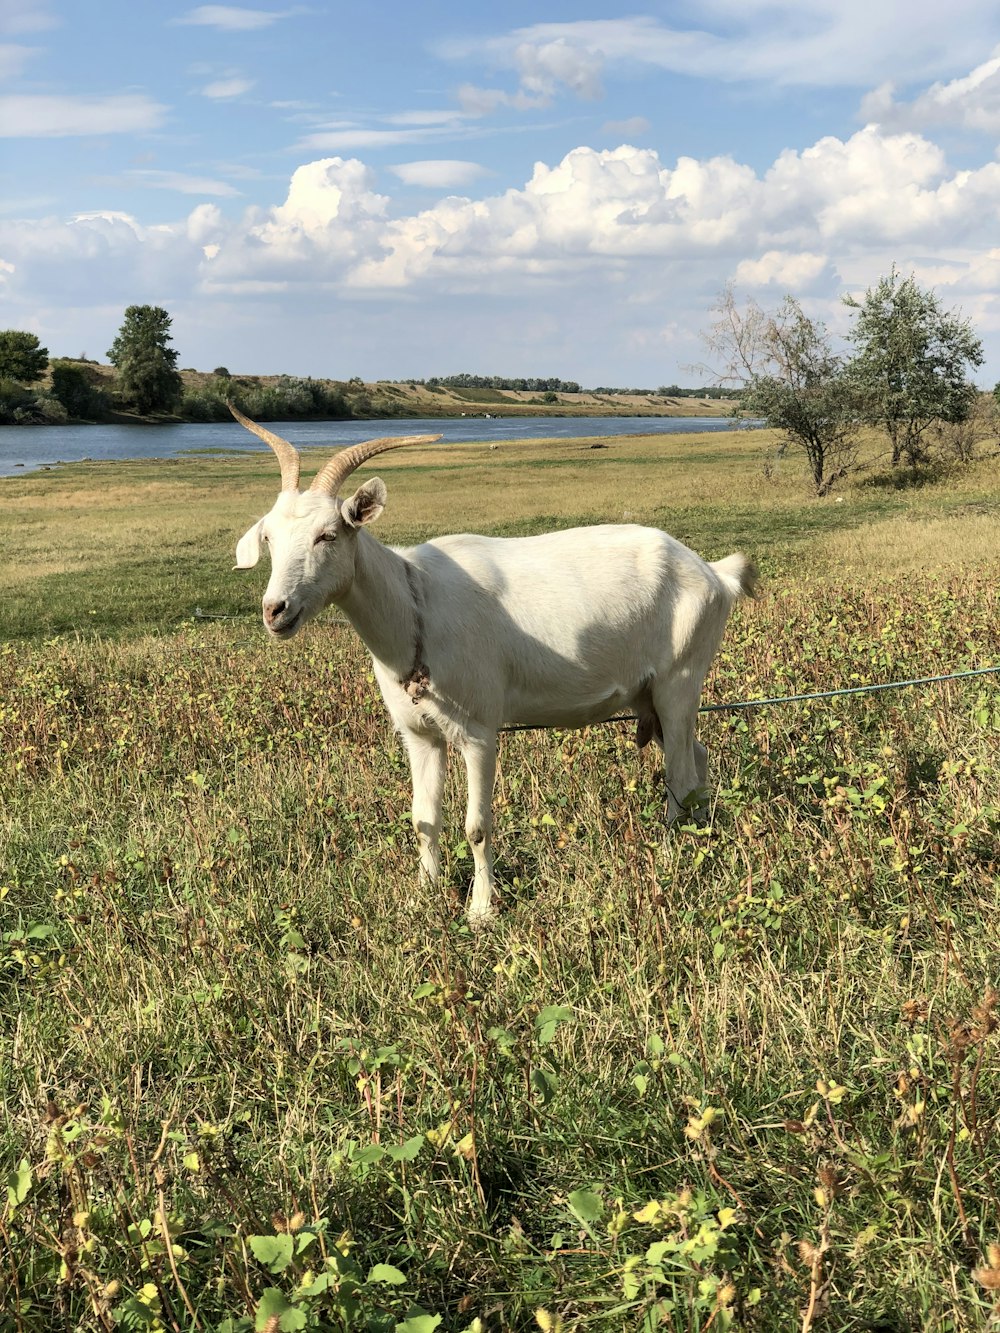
[179,391,232,422]
[0,376,33,422]
[32,391,69,424]
[50,361,104,419]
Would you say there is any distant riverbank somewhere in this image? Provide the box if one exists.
[0,415,751,478]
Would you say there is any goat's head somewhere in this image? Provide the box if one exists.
[231,404,440,639]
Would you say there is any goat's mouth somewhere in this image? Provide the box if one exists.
[267,608,303,639]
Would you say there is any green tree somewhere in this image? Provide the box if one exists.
[702,287,860,495]
[843,268,984,467]
[107,305,183,415]
[0,330,48,384]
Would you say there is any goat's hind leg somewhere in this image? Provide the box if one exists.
[652,674,708,826]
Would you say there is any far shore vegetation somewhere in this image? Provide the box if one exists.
[0,309,736,433]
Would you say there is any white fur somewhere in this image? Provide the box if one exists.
[236,474,755,924]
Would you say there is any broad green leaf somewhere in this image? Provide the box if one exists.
[368,1262,407,1285]
[351,1143,388,1165]
[395,1312,442,1333]
[567,1189,604,1224]
[530,1068,558,1105]
[534,1005,573,1044]
[6,1159,32,1210]
[388,1135,425,1162]
[249,1233,295,1272]
[255,1288,306,1331]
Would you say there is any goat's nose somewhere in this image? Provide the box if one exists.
[264,599,286,624]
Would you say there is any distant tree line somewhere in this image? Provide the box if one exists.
[413,374,740,397]
[419,373,583,393]
[398,375,748,398]
[654,384,743,400]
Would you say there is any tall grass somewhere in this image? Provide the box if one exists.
[1,431,999,1331]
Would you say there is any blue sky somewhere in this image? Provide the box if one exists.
[2,1,999,386]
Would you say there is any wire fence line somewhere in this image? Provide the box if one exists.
[698,665,1000,712]
[194,608,998,731]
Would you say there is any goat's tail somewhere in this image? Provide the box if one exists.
[711,552,759,602]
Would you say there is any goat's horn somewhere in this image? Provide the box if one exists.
[228,402,301,492]
[309,434,442,496]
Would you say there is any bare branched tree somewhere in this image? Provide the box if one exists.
[699,286,860,496]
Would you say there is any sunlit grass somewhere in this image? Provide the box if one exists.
[1,431,999,1330]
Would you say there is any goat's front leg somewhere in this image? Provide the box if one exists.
[402,729,447,886]
[460,736,497,926]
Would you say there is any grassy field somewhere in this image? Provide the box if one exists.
[1,428,999,1332]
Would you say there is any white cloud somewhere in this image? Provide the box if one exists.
[271,158,388,231]
[72,211,144,234]
[455,83,548,116]
[198,157,391,289]
[860,47,1000,134]
[173,6,299,30]
[734,249,832,288]
[442,8,1000,105]
[512,34,605,100]
[0,41,36,78]
[8,129,1000,298]
[389,160,491,189]
[453,29,617,115]
[186,203,226,245]
[295,126,446,152]
[384,110,468,128]
[200,75,255,99]
[127,170,243,197]
[0,92,167,137]
[4,125,1000,381]
[0,2,57,35]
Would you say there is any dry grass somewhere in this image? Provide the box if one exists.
[1,427,999,1331]
[815,511,1000,576]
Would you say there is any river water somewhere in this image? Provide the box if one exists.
[0,415,744,478]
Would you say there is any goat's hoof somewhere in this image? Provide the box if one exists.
[466,904,497,930]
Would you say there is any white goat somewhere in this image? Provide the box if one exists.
[231,406,756,924]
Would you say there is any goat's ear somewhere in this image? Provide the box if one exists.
[342,477,387,528]
[234,518,264,569]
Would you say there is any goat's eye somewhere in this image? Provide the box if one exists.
[315,531,336,545]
